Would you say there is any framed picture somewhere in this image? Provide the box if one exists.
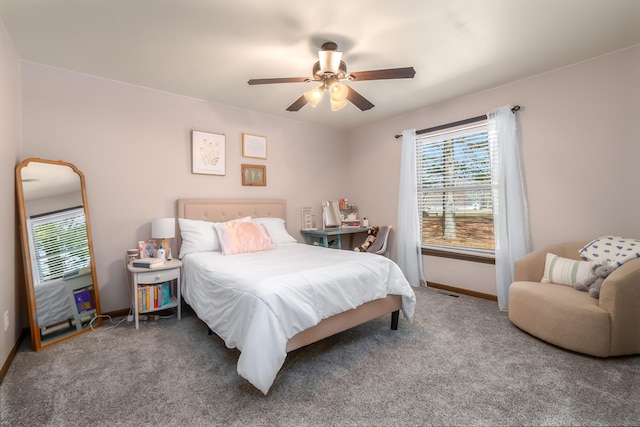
[241,164,266,186]
[138,240,157,258]
[192,130,226,175]
[242,133,267,159]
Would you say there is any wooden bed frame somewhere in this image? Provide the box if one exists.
[176,198,402,352]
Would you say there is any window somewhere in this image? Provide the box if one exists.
[27,207,90,285]
[416,122,494,256]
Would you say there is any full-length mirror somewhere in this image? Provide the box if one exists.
[16,158,101,350]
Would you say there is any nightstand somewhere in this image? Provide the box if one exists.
[127,259,182,329]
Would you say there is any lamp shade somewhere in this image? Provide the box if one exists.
[318,49,342,74]
[330,83,348,111]
[331,83,349,111]
[304,86,324,107]
[331,97,348,111]
[330,83,348,101]
[152,218,175,239]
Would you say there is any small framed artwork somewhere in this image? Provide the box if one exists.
[192,130,226,175]
[241,164,266,186]
[242,133,267,159]
[138,240,157,258]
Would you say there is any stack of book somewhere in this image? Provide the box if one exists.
[132,257,164,268]
[341,219,361,228]
[137,282,171,312]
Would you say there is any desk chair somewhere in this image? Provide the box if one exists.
[368,226,391,257]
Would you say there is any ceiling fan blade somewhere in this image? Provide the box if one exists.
[349,67,416,81]
[346,86,374,111]
[248,77,309,85]
[286,95,308,111]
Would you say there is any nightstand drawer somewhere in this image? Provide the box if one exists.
[136,268,179,284]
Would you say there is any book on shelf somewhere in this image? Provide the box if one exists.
[138,286,143,312]
[159,282,171,306]
[137,282,172,312]
[132,257,165,268]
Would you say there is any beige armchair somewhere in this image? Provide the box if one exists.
[508,241,640,357]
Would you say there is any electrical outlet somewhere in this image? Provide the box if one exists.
[4,310,9,331]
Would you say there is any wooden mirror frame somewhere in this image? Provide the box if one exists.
[16,158,101,350]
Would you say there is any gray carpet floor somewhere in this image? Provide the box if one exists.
[1,286,639,426]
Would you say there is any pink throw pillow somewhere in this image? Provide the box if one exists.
[216,221,274,255]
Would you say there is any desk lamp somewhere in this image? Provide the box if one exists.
[152,218,175,260]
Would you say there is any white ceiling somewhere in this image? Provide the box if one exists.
[19,161,81,201]
[1,0,640,131]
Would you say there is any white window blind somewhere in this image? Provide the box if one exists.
[27,207,90,285]
[416,123,495,254]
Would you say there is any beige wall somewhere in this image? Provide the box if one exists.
[0,19,22,372]
[347,45,640,295]
[20,62,349,313]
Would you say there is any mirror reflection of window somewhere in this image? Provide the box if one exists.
[27,207,89,285]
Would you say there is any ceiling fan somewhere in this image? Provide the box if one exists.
[247,42,416,112]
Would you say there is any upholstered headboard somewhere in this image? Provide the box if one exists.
[175,198,287,249]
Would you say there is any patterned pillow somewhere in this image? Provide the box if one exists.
[541,253,597,287]
[579,236,640,267]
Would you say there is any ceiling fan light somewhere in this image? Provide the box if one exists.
[318,50,342,74]
[304,87,324,107]
[330,97,348,111]
[330,83,348,102]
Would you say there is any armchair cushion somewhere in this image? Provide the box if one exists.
[541,253,597,287]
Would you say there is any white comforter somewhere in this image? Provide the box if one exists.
[181,243,416,394]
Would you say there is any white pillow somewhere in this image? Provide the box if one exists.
[178,216,251,258]
[178,218,217,258]
[541,253,597,287]
[252,217,297,246]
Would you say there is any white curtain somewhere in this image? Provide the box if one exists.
[488,106,531,310]
[397,129,425,286]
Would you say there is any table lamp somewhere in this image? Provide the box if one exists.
[152,218,175,260]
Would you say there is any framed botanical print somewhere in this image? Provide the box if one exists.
[192,130,225,175]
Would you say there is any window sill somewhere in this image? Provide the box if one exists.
[421,247,495,265]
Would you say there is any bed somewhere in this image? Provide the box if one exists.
[177,198,416,394]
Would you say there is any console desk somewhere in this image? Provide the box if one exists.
[300,227,370,250]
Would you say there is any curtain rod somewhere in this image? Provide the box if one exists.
[394,105,521,139]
